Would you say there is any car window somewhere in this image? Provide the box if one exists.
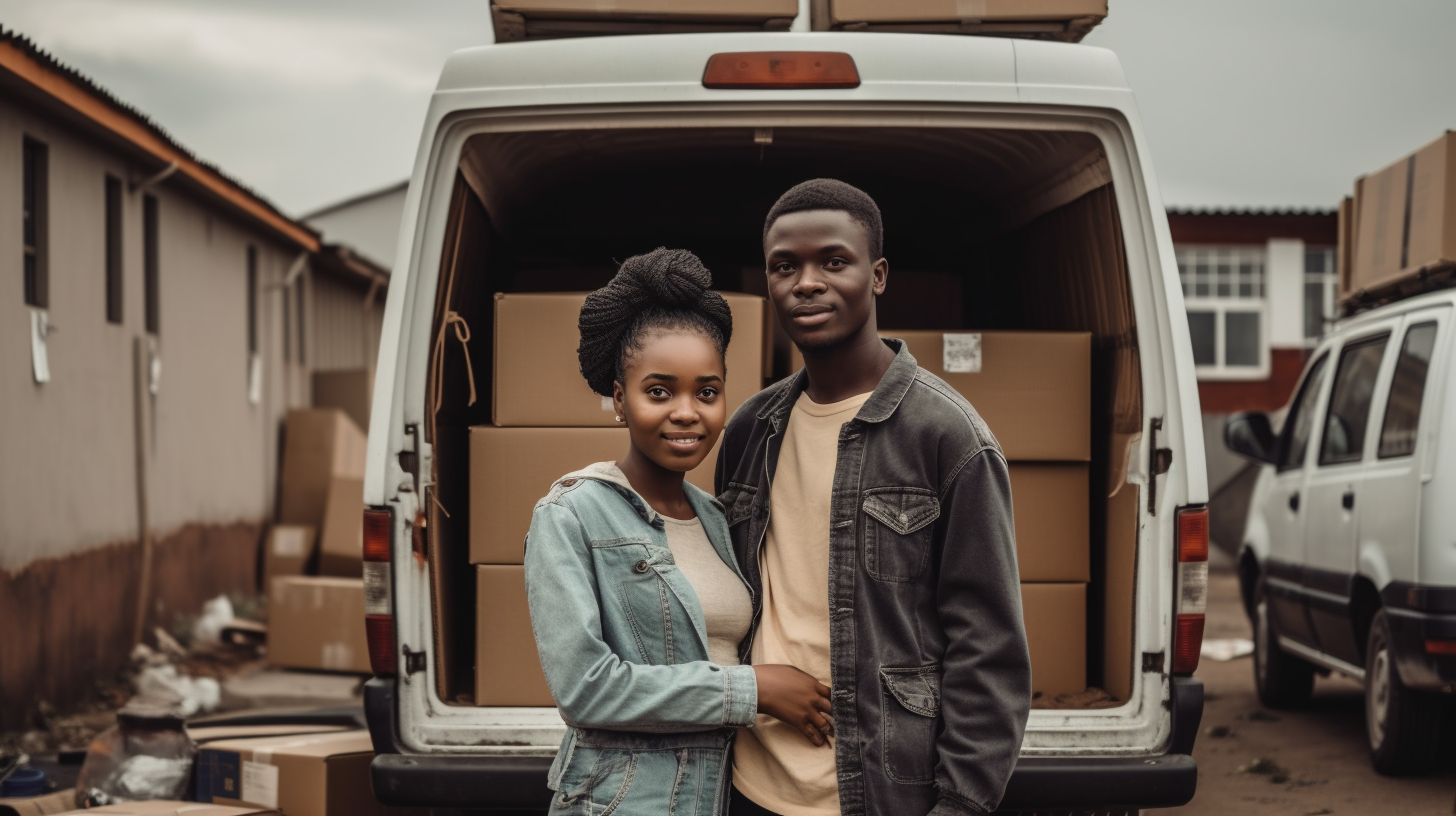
[1278,352,1328,472]
[1377,321,1439,459]
[1318,333,1390,466]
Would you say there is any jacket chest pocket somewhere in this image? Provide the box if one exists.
[862,488,939,583]
[719,483,758,528]
[597,541,681,665]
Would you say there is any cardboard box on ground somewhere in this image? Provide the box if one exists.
[195,730,425,816]
[54,804,276,816]
[277,409,367,577]
[262,525,317,589]
[266,577,370,674]
[1345,131,1456,302]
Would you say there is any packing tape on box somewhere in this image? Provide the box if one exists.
[957,0,987,18]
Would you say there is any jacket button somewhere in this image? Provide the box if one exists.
[560,478,577,486]
[634,560,650,573]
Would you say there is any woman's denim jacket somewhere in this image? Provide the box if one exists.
[523,463,758,816]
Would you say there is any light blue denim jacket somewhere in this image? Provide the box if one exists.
[523,463,759,816]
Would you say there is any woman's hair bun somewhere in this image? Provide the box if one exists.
[577,248,733,397]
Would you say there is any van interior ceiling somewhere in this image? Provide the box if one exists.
[426,124,1143,708]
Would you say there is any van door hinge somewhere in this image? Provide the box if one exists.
[401,643,426,675]
[399,423,420,493]
[1146,417,1172,515]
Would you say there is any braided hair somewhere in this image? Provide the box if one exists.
[577,248,733,397]
[763,178,884,259]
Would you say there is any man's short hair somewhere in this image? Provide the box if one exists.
[763,178,884,260]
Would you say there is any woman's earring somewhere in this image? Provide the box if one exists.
[614,415,624,423]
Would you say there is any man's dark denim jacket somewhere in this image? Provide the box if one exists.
[715,338,1031,816]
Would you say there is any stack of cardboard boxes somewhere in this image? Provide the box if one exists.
[1341,130,1456,308]
[470,292,768,706]
[794,331,1093,698]
[263,407,372,674]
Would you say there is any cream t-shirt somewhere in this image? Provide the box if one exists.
[733,390,871,816]
[661,515,753,667]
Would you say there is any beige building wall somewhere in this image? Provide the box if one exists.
[0,96,314,568]
[310,272,385,372]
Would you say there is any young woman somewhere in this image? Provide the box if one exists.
[524,248,832,816]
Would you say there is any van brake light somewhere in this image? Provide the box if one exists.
[363,507,397,676]
[703,52,860,90]
[1173,507,1209,675]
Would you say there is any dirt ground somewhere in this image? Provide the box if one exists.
[1163,569,1456,815]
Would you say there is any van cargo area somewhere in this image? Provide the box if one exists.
[423,122,1145,712]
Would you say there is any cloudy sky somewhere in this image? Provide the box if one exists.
[3,0,1454,216]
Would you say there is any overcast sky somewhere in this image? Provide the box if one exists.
[3,0,1454,216]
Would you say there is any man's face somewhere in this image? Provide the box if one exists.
[764,209,887,352]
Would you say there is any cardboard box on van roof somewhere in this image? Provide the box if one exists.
[791,331,1090,460]
[195,730,423,816]
[494,0,797,21]
[266,577,370,673]
[492,292,766,428]
[829,0,1107,24]
[470,426,718,564]
[476,565,554,706]
[278,409,367,530]
[1347,131,1456,299]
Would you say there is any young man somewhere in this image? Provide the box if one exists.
[716,179,1031,816]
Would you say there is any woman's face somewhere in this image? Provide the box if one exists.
[612,330,727,474]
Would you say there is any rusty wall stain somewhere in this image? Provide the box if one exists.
[0,521,262,731]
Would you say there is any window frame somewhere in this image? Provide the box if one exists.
[1303,245,1337,346]
[1376,320,1439,460]
[1277,350,1330,473]
[1178,244,1271,379]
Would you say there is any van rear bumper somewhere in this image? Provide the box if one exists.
[1386,606,1456,690]
[367,677,1203,812]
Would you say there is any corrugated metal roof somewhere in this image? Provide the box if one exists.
[0,26,318,250]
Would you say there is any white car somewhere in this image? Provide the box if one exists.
[1227,287,1456,775]
[360,21,1211,814]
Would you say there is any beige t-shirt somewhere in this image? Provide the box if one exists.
[661,515,753,667]
[733,390,871,816]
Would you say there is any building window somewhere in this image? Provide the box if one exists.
[246,246,258,353]
[23,137,48,308]
[1304,246,1337,344]
[105,175,123,324]
[143,195,159,334]
[1178,245,1269,378]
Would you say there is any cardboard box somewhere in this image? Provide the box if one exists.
[188,724,350,745]
[262,525,317,588]
[278,409,367,529]
[793,331,1090,460]
[2,790,84,816]
[1348,131,1456,297]
[1009,463,1089,583]
[469,426,718,564]
[54,804,276,816]
[492,292,766,427]
[1021,582,1087,698]
[55,803,275,816]
[266,577,370,673]
[312,369,374,435]
[317,477,364,577]
[476,565,554,706]
[495,0,796,21]
[195,730,421,816]
[830,0,1106,23]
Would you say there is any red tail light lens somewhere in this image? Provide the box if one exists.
[364,508,392,562]
[1425,639,1456,655]
[1173,506,1209,675]
[366,615,397,675]
[703,52,860,89]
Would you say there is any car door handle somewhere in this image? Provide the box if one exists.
[1288,492,1300,512]
[1342,491,1355,510]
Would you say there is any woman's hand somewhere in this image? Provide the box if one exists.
[753,665,833,746]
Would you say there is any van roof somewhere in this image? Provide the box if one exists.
[434,32,1130,102]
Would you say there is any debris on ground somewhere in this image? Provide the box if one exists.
[1205,724,1233,738]
[1246,709,1281,722]
[1201,637,1255,661]
[1238,756,1291,783]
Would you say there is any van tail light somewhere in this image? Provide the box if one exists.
[1426,639,1456,655]
[1173,507,1209,675]
[363,507,397,676]
[703,52,860,89]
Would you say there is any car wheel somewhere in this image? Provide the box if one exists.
[1252,576,1314,709]
[1365,609,1442,775]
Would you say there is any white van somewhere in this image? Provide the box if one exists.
[359,24,1209,814]
[1226,287,1456,776]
